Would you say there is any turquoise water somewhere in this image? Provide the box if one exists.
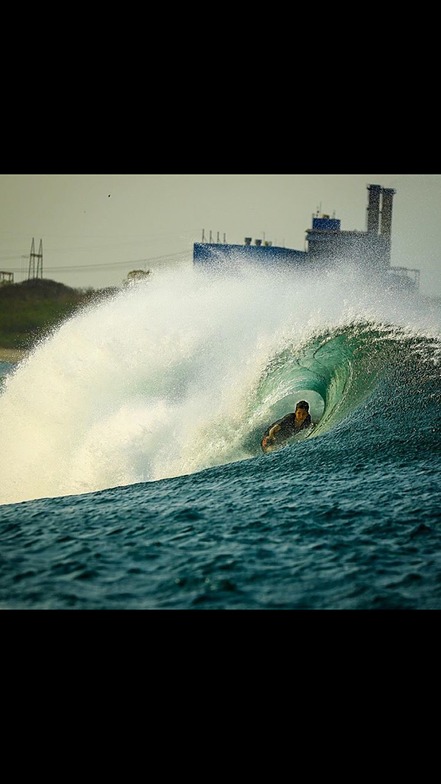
[1,262,440,609]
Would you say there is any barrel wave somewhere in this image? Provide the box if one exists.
[245,318,441,465]
[0,261,440,506]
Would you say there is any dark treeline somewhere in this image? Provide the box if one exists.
[0,278,117,350]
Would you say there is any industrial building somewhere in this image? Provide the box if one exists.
[193,184,420,290]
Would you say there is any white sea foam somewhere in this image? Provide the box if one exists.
[0,260,439,505]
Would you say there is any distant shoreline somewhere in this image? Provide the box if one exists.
[0,347,27,363]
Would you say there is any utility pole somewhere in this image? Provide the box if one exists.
[28,238,43,279]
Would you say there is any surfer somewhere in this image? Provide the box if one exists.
[261,400,312,452]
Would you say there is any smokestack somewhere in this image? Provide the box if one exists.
[366,184,382,234]
[380,188,396,237]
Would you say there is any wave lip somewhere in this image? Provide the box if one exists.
[0,263,440,505]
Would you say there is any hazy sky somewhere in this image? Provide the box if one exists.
[0,174,440,296]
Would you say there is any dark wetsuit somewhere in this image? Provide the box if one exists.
[261,412,312,451]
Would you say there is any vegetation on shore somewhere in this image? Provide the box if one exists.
[0,278,117,351]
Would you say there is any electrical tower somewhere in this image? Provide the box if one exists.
[28,238,43,279]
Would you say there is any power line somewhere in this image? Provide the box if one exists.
[0,250,189,274]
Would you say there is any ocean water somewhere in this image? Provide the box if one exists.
[1,261,440,610]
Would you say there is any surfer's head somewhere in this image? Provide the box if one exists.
[295,400,309,424]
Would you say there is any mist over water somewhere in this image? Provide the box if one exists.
[0,260,440,506]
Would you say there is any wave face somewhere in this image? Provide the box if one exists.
[0,261,440,505]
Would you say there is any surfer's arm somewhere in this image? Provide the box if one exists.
[268,424,281,440]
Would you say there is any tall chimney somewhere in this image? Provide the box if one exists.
[380,188,396,237]
[366,184,382,234]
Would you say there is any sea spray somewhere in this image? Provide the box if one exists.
[0,261,439,506]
